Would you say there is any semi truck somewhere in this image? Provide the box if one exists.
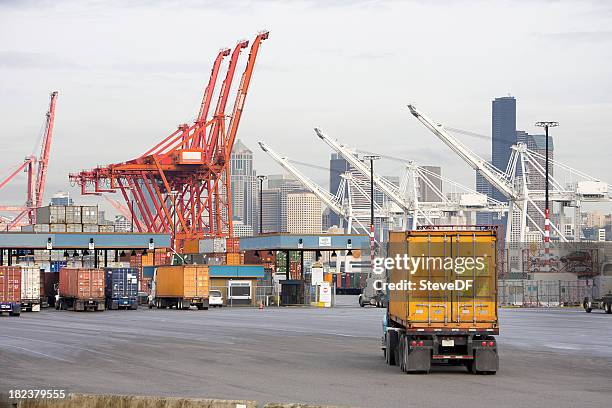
[359,275,387,308]
[0,266,21,316]
[20,266,41,312]
[149,265,209,310]
[56,268,105,311]
[583,261,612,314]
[104,267,139,310]
[382,227,499,374]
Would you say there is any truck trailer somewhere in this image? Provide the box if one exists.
[149,265,209,310]
[0,266,21,316]
[382,227,499,374]
[104,267,139,310]
[20,266,41,312]
[56,268,105,311]
[583,261,612,314]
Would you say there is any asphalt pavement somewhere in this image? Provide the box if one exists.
[1,296,610,408]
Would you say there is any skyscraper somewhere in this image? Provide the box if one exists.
[491,96,517,204]
[230,139,258,233]
[261,188,282,233]
[329,153,350,228]
[267,174,304,232]
[286,192,322,234]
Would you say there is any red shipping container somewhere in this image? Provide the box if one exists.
[59,268,104,300]
[0,266,21,303]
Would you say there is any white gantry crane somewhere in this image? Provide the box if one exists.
[314,128,508,229]
[407,104,612,243]
[258,141,394,240]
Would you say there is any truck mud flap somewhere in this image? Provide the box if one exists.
[386,330,398,366]
[405,348,431,373]
[474,348,498,373]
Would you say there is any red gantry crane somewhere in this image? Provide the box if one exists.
[0,91,58,230]
[69,32,269,250]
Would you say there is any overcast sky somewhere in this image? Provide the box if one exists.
[1,0,611,217]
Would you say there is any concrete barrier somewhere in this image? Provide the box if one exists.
[14,394,257,408]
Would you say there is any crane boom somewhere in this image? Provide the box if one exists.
[35,91,58,208]
[314,128,412,213]
[258,141,346,216]
[407,104,517,200]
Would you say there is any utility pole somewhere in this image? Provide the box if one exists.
[363,155,380,270]
[257,175,266,235]
[535,121,558,263]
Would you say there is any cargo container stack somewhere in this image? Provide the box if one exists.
[0,266,22,316]
[23,205,114,234]
[56,267,105,311]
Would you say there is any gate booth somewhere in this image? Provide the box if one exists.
[239,234,369,306]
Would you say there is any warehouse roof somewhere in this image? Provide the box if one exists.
[0,232,171,249]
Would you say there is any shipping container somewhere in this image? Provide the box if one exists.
[57,268,105,311]
[99,225,115,233]
[50,223,67,232]
[199,238,226,254]
[0,266,22,316]
[40,271,59,308]
[81,206,98,224]
[65,206,82,224]
[36,205,66,224]
[226,253,243,265]
[104,267,139,310]
[226,237,240,253]
[382,227,499,374]
[66,223,83,233]
[34,224,51,233]
[151,265,209,310]
[82,224,99,233]
[20,266,41,312]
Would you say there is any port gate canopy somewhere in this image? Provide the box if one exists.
[0,232,171,249]
[239,234,369,251]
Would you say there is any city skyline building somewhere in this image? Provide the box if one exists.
[230,139,258,234]
[418,166,442,203]
[285,191,322,234]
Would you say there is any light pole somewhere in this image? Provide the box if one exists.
[535,121,558,261]
[363,155,380,269]
[257,175,266,235]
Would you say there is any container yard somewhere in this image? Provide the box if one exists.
[1,2,612,407]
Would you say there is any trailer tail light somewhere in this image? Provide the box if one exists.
[418,340,424,347]
[481,341,487,347]
[410,340,417,347]
[488,341,494,347]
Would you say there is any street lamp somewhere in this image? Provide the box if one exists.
[257,175,267,235]
[535,121,558,259]
[363,154,380,268]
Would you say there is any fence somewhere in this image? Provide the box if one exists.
[498,279,593,307]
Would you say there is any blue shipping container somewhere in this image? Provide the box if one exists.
[104,268,139,309]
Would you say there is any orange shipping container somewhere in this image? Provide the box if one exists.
[226,253,242,265]
[155,265,209,299]
[59,268,105,300]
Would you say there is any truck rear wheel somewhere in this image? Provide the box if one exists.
[386,330,398,366]
[606,303,611,314]
[584,300,592,313]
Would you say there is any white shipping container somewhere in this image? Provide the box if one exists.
[65,206,82,224]
[199,238,226,254]
[50,224,66,232]
[66,223,83,232]
[21,267,41,301]
[36,206,66,224]
[99,225,115,232]
[35,224,51,233]
[81,206,99,224]
[82,224,99,233]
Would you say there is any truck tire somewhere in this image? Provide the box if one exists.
[584,300,592,313]
[386,330,398,366]
[606,303,612,314]
[359,295,365,307]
